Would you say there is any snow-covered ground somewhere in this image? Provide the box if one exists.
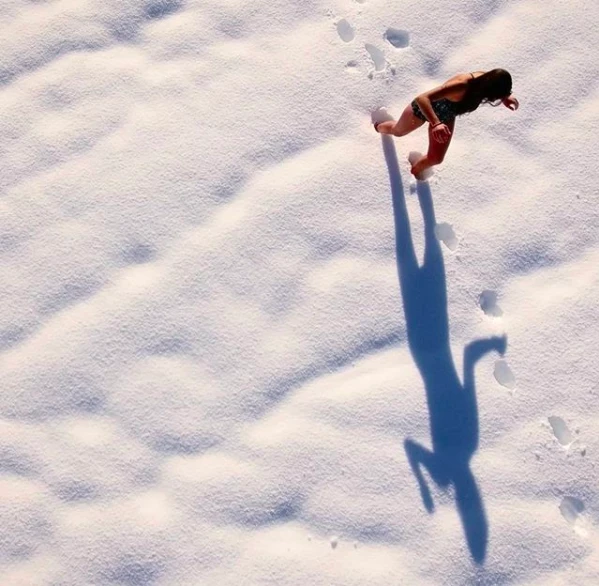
[1,0,598,584]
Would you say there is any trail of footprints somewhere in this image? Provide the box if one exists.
[476,284,588,537]
[334,11,410,75]
[477,287,589,531]
[475,289,517,391]
[330,4,587,536]
[478,291,517,389]
[549,418,588,532]
[478,292,587,529]
[478,286,588,530]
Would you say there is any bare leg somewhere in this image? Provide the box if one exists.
[376,103,425,136]
[411,119,455,179]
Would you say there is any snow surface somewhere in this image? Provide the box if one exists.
[1,0,598,584]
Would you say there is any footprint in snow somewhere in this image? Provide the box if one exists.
[434,223,458,251]
[493,360,516,390]
[479,290,503,317]
[560,496,585,525]
[384,28,410,49]
[548,416,573,446]
[337,19,355,43]
[365,43,386,71]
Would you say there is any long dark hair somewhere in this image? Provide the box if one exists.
[455,68,512,115]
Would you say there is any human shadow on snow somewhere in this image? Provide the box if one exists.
[380,135,506,564]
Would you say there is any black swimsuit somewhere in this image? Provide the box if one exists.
[411,98,458,124]
[411,73,474,124]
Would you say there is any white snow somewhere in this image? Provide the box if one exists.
[1,0,598,584]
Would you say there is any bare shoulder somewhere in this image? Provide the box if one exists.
[444,72,475,85]
[445,71,486,85]
[419,72,474,101]
[431,74,470,101]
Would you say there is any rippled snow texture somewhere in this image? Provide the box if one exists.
[1,0,599,584]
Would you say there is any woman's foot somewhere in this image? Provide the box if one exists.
[371,107,394,134]
[410,166,434,181]
[408,151,434,181]
[410,167,426,181]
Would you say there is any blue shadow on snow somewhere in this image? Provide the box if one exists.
[380,135,506,564]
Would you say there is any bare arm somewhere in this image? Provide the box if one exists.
[414,80,468,126]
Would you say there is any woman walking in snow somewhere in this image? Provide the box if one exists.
[375,68,519,179]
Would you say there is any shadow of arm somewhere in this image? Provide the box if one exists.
[463,336,507,393]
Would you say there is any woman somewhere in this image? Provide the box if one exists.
[375,69,519,179]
